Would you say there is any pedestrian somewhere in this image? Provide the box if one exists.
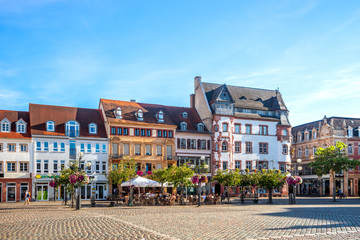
[25,190,30,205]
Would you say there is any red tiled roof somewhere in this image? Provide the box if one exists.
[0,110,31,139]
[29,104,107,138]
[100,99,209,133]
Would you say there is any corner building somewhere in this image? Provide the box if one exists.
[193,76,291,182]
[0,110,32,202]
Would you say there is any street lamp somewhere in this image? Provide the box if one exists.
[197,156,208,207]
[75,152,85,210]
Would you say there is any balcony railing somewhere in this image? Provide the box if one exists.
[110,154,122,159]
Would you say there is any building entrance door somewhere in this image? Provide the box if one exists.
[37,184,49,201]
[6,183,16,202]
[96,184,106,200]
[20,183,29,201]
[0,183,2,202]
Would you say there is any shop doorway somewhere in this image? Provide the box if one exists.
[96,184,106,200]
[37,184,49,201]
[20,183,29,201]
[6,183,16,202]
[0,183,2,202]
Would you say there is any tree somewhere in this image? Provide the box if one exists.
[213,169,240,203]
[166,164,194,204]
[258,169,287,203]
[149,168,169,195]
[239,169,260,203]
[310,141,360,202]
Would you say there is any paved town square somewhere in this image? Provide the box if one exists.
[1,197,360,240]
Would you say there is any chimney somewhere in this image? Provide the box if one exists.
[194,76,201,82]
[190,94,195,108]
[130,99,136,102]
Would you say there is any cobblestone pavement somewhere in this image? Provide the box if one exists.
[0,197,360,240]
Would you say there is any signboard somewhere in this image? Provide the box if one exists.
[35,175,55,179]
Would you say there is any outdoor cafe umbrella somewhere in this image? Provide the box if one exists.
[121,176,160,187]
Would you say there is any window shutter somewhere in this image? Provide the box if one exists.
[207,140,210,150]
[177,138,180,149]
[197,140,201,149]
[187,139,190,149]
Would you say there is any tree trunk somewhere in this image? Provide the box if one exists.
[332,172,336,202]
[240,186,245,203]
[180,184,184,205]
[227,186,230,203]
[268,188,273,204]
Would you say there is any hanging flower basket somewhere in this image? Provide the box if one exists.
[286,176,302,186]
[136,170,143,176]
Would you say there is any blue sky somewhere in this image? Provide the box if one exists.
[0,0,360,126]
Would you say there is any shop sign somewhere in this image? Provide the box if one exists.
[35,175,55,179]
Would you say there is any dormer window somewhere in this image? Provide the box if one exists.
[180,122,187,131]
[46,121,55,132]
[348,127,353,137]
[16,119,26,133]
[66,121,80,137]
[182,112,188,119]
[115,107,122,119]
[89,123,97,134]
[157,110,164,123]
[137,109,143,121]
[1,118,10,132]
[197,123,204,132]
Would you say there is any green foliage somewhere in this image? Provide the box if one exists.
[106,158,137,187]
[213,169,241,187]
[149,168,169,184]
[310,141,360,176]
[166,164,194,187]
[258,169,287,190]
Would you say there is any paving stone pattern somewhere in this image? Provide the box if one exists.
[0,197,360,240]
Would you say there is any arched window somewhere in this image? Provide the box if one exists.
[157,110,164,122]
[180,122,187,131]
[348,144,353,154]
[313,131,317,139]
[222,141,228,151]
[1,118,10,132]
[137,109,143,121]
[46,121,55,132]
[66,121,80,137]
[197,123,204,132]
[88,123,97,134]
[115,107,122,119]
[305,147,309,157]
[16,119,26,133]
[182,112,188,119]
[282,144,288,154]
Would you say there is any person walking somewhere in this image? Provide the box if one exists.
[24,190,30,205]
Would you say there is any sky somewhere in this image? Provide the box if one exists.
[0,0,360,126]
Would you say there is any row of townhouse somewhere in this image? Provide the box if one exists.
[0,76,292,202]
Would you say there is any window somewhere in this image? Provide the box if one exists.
[16,120,26,133]
[282,144,288,155]
[245,124,252,134]
[180,139,186,149]
[222,161,228,170]
[258,161,268,170]
[168,131,173,138]
[215,143,218,151]
[222,123,228,132]
[8,144,15,152]
[102,144,106,153]
[259,143,268,154]
[124,143,130,155]
[146,145,152,155]
[80,143,85,152]
[46,121,55,132]
[234,124,240,133]
[96,144,100,153]
[166,145,172,159]
[180,122,187,131]
[134,129,139,136]
[279,164,286,172]
[348,128,353,137]
[235,141,241,153]
[305,147,309,157]
[201,140,206,150]
[0,143,2,152]
[65,121,80,137]
[135,144,141,155]
[313,131,317,139]
[246,161,252,169]
[36,142,41,151]
[123,128,128,135]
[44,142,49,151]
[87,143,91,153]
[20,144,27,152]
[36,160,41,173]
[60,160,65,170]
[115,107,122,119]
[54,142,59,152]
[158,111,164,122]
[305,132,309,141]
[259,125,268,135]
[7,162,16,172]
[118,127,122,135]
[53,160,58,173]
[348,144,353,154]
[111,127,116,135]
[221,141,228,151]
[146,129,151,137]
[156,145,162,156]
[197,123,204,132]
[112,143,119,155]
[282,129,288,136]
[61,143,65,152]
[146,163,152,172]
[43,160,49,173]
[1,119,10,132]
[190,139,196,149]
[182,112,188,118]
[157,130,162,137]
[102,162,106,173]
[141,129,145,136]
[19,162,28,172]
[313,147,317,155]
[95,161,100,173]
[163,130,167,138]
[137,109,143,121]
[89,123,97,134]
[0,162,2,172]
[245,142,252,153]
[214,125,219,132]
[298,148,302,158]
[235,161,241,169]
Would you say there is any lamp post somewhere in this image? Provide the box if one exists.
[75,152,86,210]
[197,156,209,207]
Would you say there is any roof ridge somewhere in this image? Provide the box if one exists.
[0,110,29,113]
[101,98,191,109]
[29,103,98,111]
[202,81,278,93]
